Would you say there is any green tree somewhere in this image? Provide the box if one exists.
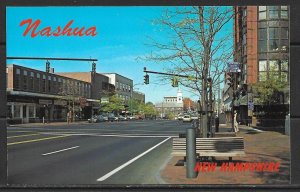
[253,73,288,105]
[128,99,142,114]
[141,102,157,117]
[100,94,125,114]
[166,112,175,120]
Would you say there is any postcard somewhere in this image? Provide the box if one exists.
[5,5,290,185]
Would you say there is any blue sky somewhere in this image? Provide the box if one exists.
[6,6,232,103]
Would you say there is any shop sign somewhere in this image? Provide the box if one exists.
[54,100,67,106]
[248,101,254,111]
[39,99,52,105]
[79,97,87,107]
[101,97,109,104]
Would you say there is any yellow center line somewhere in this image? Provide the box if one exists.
[7,133,40,139]
[8,135,70,146]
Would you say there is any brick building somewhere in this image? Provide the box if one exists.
[57,72,115,116]
[230,6,289,126]
[7,64,92,124]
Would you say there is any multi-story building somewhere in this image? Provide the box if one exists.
[132,91,145,104]
[102,73,133,103]
[155,90,184,118]
[7,64,92,124]
[57,72,115,116]
[57,72,113,99]
[231,6,289,126]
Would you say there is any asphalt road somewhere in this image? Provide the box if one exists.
[7,120,190,185]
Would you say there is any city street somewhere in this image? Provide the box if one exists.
[7,120,189,185]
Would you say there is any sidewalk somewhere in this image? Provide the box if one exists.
[160,125,290,184]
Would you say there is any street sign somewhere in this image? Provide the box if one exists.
[101,97,109,103]
[227,62,242,73]
[248,101,254,111]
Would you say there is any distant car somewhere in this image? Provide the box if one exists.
[88,115,106,123]
[107,113,115,122]
[88,115,98,123]
[101,115,109,121]
[177,114,184,121]
[118,115,127,121]
[191,115,198,120]
[182,115,192,122]
[128,116,135,120]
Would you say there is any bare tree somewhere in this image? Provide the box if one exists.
[143,6,234,137]
[58,79,80,122]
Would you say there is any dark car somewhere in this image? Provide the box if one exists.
[107,113,115,122]
[88,115,106,123]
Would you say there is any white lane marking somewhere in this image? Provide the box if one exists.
[240,127,264,132]
[97,137,171,182]
[9,127,180,133]
[40,132,177,138]
[42,146,80,156]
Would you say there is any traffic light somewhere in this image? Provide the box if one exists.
[144,74,149,84]
[172,77,178,87]
[92,62,96,73]
[226,72,234,86]
[46,61,50,73]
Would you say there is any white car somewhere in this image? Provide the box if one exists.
[182,115,192,122]
[128,116,135,120]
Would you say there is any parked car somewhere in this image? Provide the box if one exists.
[191,115,198,120]
[88,115,106,123]
[177,114,184,121]
[88,115,98,123]
[118,115,127,121]
[182,115,192,122]
[128,116,135,120]
[114,116,119,121]
[101,115,109,121]
[107,113,115,122]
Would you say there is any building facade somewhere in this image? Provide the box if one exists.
[103,73,133,104]
[7,64,92,124]
[57,72,115,116]
[231,6,289,126]
[155,90,184,118]
[132,91,145,104]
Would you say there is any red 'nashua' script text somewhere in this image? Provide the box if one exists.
[19,19,97,38]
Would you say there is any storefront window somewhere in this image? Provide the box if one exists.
[259,72,267,81]
[258,28,267,52]
[281,60,289,71]
[259,60,267,71]
[258,6,267,20]
[7,105,12,118]
[14,105,21,118]
[269,60,279,71]
[281,72,288,82]
[281,28,289,39]
[269,39,279,51]
[269,6,279,19]
[281,6,288,19]
[29,106,35,118]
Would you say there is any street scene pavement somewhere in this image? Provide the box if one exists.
[7,120,187,185]
[7,120,290,185]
